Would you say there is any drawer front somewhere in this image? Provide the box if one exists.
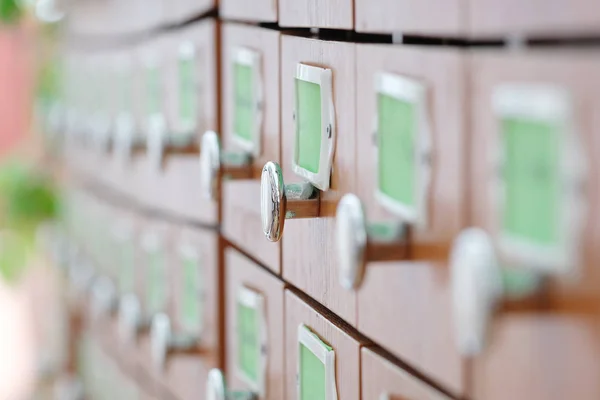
[159,225,219,399]
[465,52,600,399]
[468,0,600,37]
[279,0,353,29]
[161,20,219,225]
[353,44,466,395]
[222,23,281,273]
[362,348,451,400]
[285,290,362,400]
[280,35,357,324]
[226,248,286,400]
[355,0,464,35]
[221,0,277,22]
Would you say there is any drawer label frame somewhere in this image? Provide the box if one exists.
[178,242,205,336]
[297,323,338,400]
[232,47,264,157]
[236,286,267,396]
[177,41,201,137]
[492,84,586,274]
[374,72,432,228]
[293,63,336,191]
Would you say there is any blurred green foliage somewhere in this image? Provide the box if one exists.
[0,160,58,283]
[0,0,22,24]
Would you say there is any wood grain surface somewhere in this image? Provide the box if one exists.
[225,248,286,400]
[468,50,600,400]
[221,23,282,273]
[280,35,357,325]
[354,43,467,396]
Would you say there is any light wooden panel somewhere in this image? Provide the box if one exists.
[160,20,218,226]
[362,347,452,400]
[226,248,286,400]
[279,0,353,29]
[355,0,465,35]
[136,216,176,381]
[469,51,600,399]
[468,0,600,37]
[280,35,357,325]
[221,0,277,23]
[158,225,219,399]
[222,23,281,273]
[354,44,466,396]
[285,290,363,400]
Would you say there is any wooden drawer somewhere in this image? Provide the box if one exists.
[68,0,165,36]
[362,348,451,400]
[160,19,219,226]
[468,0,600,37]
[279,0,353,29]
[221,23,281,273]
[225,248,285,400]
[152,225,219,400]
[278,36,357,324]
[355,0,464,35]
[221,0,277,22]
[285,290,364,400]
[167,0,215,25]
[347,44,467,395]
[454,52,600,399]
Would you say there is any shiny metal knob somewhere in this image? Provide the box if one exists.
[199,131,254,201]
[53,375,84,400]
[113,113,141,161]
[150,313,200,371]
[450,229,503,356]
[90,276,118,319]
[260,161,319,242]
[68,259,96,295]
[206,369,257,400]
[118,293,150,343]
[336,193,412,290]
[147,116,168,168]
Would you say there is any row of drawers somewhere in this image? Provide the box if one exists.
[65,0,600,37]
[48,188,451,400]
[51,21,600,399]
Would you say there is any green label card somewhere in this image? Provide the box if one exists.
[146,65,161,116]
[180,256,203,333]
[502,117,560,246]
[299,341,326,400]
[147,249,167,313]
[295,79,322,174]
[119,70,133,115]
[238,301,260,383]
[377,93,417,209]
[118,240,135,294]
[234,62,254,142]
[179,57,197,126]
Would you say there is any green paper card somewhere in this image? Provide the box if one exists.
[179,57,197,126]
[180,255,203,333]
[295,78,322,174]
[147,249,167,313]
[234,62,254,142]
[237,301,260,383]
[299,341,326,400]
[146,65,161,116]
[377,93,417,209]
[501,117,560,247]
[118,240,135,294]
[119,69,133,115]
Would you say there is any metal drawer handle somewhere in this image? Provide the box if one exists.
[206,369,257,400]
[260,161,319,242]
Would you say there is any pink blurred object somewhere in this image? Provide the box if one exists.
[0,26,33,158]
[0,277,37,400]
